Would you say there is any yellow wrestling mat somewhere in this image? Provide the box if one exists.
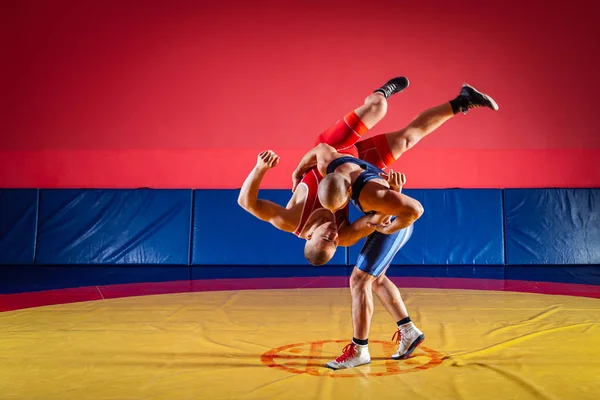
[1,288,599,399]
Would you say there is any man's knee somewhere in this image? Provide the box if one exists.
[364,93,388,119]
[371,273,387,291]
[350,267,375,292]
[385,126,431,160]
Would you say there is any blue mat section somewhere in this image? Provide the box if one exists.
[0,187,598,296]
[191,265,350,281]
[0,265,189,294]
[505,189,600,265]
[348,189,504,265]
[192,190,347,265]
[505,266,600,286]
[35,189,192,265]
[0,189,38,265]
[3,265,597,294]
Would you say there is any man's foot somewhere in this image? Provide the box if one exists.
[453,84,499,114]
[374,77,409,99]
[325,342,371,370]
[391,323,425,360]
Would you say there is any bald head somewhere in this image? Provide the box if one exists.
[304,239,336,266]
[318,173,351,211]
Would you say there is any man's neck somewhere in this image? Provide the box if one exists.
[300,208,335,237]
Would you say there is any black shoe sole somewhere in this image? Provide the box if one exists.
[391,334,425,360]
[464,84,499,111]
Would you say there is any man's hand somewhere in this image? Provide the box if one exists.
[257,150,280,171]
[367,213,398,235]
[338,212,391,246]
[365,213,393,232]
[291,170,303,193]
[379,169,406,192]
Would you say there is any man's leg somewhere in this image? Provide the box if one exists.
[355,84,499,169]
[324,267,374,370]
[350,268,376,341]
[326,225,413,370]
[314,77,409,152]
[385,103,454,160]
[371,274,425,360]
[371,274,409,321]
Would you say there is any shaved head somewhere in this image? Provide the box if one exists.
[318,173,351,211]
[304,240,336,266]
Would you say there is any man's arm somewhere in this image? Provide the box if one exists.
[291,143,338,191]
[365,190,423,234]
[238,151,296,232]
[362,170,421,235]
[338,213,394,247]
[337,214,376,247]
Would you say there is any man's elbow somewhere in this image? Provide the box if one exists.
[237,194,250,211]
[409,201,424,222]
[400,200,424,224]
[238,196,264,221]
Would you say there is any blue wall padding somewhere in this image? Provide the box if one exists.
[192,190,347,265]
[0,265,190,294]
[505,189,600,265]
[35,189,192,265]
[349,189,505,265]
[0,189,38,265]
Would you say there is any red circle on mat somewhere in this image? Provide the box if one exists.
[261,339,443,378]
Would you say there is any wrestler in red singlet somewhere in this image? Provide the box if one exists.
[293,111,396,236]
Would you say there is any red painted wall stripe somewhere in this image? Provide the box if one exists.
[2,0,600,188]
[0,149,598,189]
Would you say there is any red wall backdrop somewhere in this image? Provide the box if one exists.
[2,0,599,188]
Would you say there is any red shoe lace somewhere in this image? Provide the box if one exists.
[335,343,357,363]
[391,330,402,344]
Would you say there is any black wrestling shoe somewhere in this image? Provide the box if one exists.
[453,84,499,114]
[374,77,409,99]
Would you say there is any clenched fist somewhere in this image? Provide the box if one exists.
[256,150,280,170]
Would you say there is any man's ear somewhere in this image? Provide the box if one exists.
[306,234,312,240]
